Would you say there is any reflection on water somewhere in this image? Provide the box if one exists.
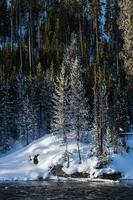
[0,180,133,200]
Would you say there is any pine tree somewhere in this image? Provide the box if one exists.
[16,70,37,145]
[51,64,70,167]
[0,71,10,151]
[119,0,133,76]
[119,0,133,125]
[69,57,90,163]
[93,66,109,162]
[52,37,90,163]
[22,94,37,145]
[34,62,54,136]
[41,72,54,134]
[16,69,27,140]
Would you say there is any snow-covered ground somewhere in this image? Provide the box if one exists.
[0,134,133,181]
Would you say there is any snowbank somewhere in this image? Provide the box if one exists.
[0,134,133,181]
[110,152,133,179]
[0,135,63,181]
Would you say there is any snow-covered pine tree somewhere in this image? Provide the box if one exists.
[51,36,90,164]
[51,66,66,135]
[22,94,37,145]
[51,64,71,167]
[41,71,54,134]
[16,70,37,145]
[69,56,90,163]
[114,89,129,133]
[16,69,27,141]
[93,67,109,163]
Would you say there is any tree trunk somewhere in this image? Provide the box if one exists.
[77,130,82,163]
[18,0,23,71]
[10,0,13,52]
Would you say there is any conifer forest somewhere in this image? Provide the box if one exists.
[0,0,133,163]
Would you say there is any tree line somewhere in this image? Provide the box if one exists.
[0,0,132,162]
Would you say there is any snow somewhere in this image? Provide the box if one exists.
[127,139,133,148]
[0,134,133,181]
[110,152,133,180]
[0,135,63,181]
[57,176,118,183]
[107,136,133,180]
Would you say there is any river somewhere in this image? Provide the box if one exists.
[0,180,133,200]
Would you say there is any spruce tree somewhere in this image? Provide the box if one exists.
[69,57,90,163]
[51,65,70,167]
[0,72,10,151]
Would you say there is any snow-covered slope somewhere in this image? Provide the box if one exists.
[0,135,64,180]
[0,134,133,181]
[0,134,89,181]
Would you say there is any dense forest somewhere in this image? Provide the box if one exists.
[0,0,132,162]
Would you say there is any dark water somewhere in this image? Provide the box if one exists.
[0,180,133,200]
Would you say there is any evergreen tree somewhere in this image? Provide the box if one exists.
[15,69,27,140]
[22,94,37,145]
[51,65,70,167]
[93,66,109,161]
[69,57,90,163]
[0,72,10,151]
[119,0,133,76]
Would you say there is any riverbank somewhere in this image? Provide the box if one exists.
[0,134,133,181]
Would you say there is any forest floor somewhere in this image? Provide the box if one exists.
[0,134,133,181]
